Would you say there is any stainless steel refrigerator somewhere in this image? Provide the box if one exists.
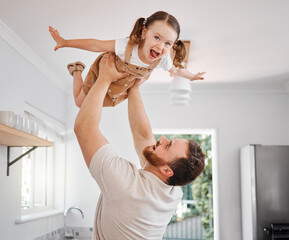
[240,145,289,240]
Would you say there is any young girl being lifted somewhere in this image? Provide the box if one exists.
[49,11,205,107]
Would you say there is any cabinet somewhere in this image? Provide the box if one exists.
[0,123,53,175]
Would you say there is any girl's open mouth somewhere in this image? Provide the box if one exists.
[150,50,159,59]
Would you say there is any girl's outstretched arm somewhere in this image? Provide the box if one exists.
[169,65,206,81]
[49,26,115,53]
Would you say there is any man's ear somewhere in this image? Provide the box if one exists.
[160,165,174,178]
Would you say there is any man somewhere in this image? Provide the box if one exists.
[74,53,205,240]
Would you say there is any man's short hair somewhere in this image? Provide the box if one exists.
[167,140,205,186]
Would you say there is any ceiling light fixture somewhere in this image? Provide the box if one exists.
[169,77,191,105]
[169,41,191,106]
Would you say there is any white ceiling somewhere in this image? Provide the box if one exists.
[1,0,289,92]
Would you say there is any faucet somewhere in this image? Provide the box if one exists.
[64,206,84,239]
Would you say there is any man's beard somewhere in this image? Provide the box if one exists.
[143,145,166,167]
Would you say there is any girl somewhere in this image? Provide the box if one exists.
[49,11,205,107]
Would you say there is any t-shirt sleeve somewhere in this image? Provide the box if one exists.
[157,53,173,71]
[89,144,137,200]
[115,38,129,57]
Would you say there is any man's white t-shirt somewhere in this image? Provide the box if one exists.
[115,38,173,71]
[89,144,182,240]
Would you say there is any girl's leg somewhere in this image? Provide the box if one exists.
[70,70,86,108]
[67,61,86,108]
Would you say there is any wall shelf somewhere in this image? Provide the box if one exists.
[0,123,53,147]
[0,123,53,176]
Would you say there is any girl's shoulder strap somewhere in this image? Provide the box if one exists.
[124,40,135,63]
[149,58,161,70]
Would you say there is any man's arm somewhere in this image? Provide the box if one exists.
[74,53,127,167]
[128,84,156,168]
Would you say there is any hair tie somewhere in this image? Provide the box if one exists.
[143,18,147,26]
[173,40,180,50]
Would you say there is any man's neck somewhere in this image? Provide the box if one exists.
[143,163,168,183]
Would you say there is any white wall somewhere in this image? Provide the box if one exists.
[65,85,289,240]
[0,36,67,239]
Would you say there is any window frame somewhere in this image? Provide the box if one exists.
[20,102,66,217]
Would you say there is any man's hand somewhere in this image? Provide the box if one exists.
[98,53,128,83]
[132,76,149,88]
[49,26,66,51]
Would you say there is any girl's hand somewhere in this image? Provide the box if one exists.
[190,72,206,81]
[49,26,66,51]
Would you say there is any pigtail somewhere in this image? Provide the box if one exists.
[129,18,146,45]
[172,40,186,69]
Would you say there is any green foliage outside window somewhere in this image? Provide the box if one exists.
[154,133,213,240]
[191,134,213,240]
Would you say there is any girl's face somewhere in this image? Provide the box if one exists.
[140,20,178,64]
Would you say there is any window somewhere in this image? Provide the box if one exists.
[21,103,65,215]
[21,146,53,210]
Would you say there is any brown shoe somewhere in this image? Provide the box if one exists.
[67,61,86,76]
